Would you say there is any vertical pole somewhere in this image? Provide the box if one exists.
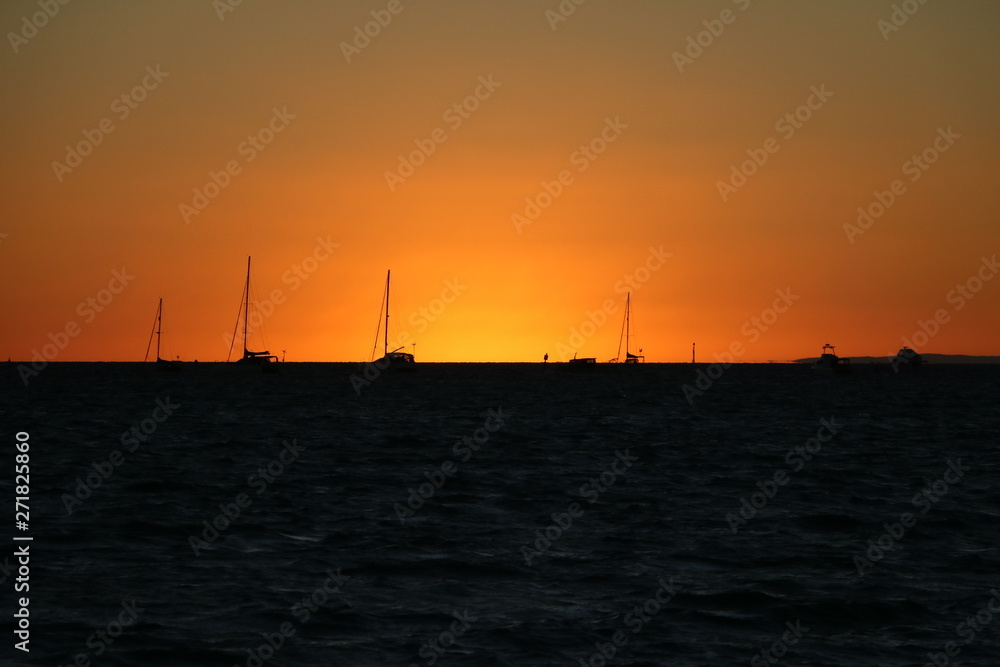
[243,256,251,355]
[384,270,390,357]
[156,298,162,360]
[626,293,630,356]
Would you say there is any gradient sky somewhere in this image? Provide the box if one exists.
[2,0,998,362]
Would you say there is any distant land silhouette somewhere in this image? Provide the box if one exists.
[793,353,1000,364]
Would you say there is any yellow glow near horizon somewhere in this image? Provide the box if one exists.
[2,1,998,363]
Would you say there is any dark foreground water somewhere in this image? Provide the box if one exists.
[2,362,999,666]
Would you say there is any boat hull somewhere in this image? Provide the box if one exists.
[380,352,416,371]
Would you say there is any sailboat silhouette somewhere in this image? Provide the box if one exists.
[228,256,279,369]
[371,269,415,368]
[144,298,181,370]
[612,292,643,364]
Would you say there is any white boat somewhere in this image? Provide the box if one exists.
[228,256,279,368]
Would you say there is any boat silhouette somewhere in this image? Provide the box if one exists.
[144,298,181,371]
[371,269,415,369]
[568,354,596,365]
[610,292,643,364]
[890,345,923,370]
[228,256,279,370]
[812,343,851,373]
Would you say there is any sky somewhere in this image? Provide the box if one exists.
[2,0,998,362]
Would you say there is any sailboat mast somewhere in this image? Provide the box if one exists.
[243,256,251,354]
[156,298,163,360]
[384,269,390,356]
[625,293,631,356]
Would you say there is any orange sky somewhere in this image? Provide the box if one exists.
[2,0,998,362]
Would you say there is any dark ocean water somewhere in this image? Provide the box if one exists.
[2,362,999,666]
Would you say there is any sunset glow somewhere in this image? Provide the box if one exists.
[3,0,998,363]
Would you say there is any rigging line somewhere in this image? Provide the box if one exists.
[369,281,387,362]
[144,300,159,362]
[615,295,628,362]
[226,284,245,362]
[389,279,407,352]
[247,263,270,353]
